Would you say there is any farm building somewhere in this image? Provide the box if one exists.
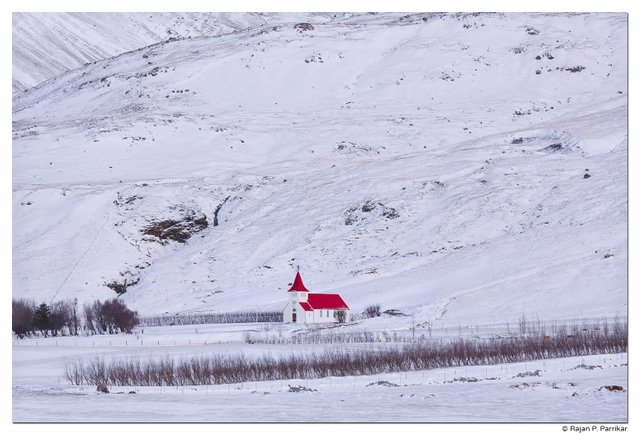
[283,271,350,324]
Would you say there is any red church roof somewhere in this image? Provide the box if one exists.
[307,293,349,310]
[299,302,313,311]
[288,271,309,292]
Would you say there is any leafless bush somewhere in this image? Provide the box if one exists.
[90,300,109,333]
[364,304,381,318]
[64,360,84,385]
[104,299,140,333]
[66,319,627,387]
[67,298,81,336]
[12,298,35,338]
[518,313,527,335]
[82,299,139,335]
[49,301,70,336]
[83,303,96,335]
[334,310,347,323]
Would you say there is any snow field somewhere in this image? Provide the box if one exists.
[13,332,627,422]
[12,12,628,423]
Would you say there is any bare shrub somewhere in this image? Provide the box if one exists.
[83,303,97,335]
[364,304,381,318]
[91,300,109,333]
[67,298,81,336]
[334,310,347,323]
[12,298,35,338]
[83,299,139,334]
[102,299,140,333]
[64,360,84,385]
[66,319,627,387]
[518,313,527,335]
[49,301,70,336]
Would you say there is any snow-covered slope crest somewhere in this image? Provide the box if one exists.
[12,12,351,92]
[12,12,627,327]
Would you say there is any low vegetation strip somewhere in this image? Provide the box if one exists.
[65,324,626,386]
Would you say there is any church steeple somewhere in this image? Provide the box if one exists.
[288,270,309,292]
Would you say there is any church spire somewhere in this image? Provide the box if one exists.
[288,270,309,292]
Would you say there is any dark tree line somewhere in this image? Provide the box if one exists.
[12,297,139,338]
[12,298,81,338]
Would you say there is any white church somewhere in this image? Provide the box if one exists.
[282,270,350,324]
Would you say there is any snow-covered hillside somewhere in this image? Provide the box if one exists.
[12,12,627,327]
[12,12,350,92]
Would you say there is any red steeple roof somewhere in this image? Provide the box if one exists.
[287,271,309,292]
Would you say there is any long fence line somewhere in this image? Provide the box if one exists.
[14,315,626,347]
[245,316,627,345]
[139,311,283,327]
[13,338,230,347]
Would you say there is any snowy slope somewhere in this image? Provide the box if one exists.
[12,12,627,327]
[12,12,350,92]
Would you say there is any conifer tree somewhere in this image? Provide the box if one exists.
[32,303,51,337]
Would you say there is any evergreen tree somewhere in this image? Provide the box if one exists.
[32,303,51,337]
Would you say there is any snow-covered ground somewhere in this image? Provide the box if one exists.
[12,324,627,422]
[12,12,351,92]
[12,12,627,329]
[11,12,628,423]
